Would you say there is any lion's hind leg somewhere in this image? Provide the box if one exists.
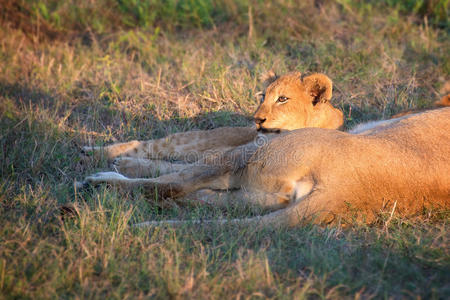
[182,188,288,210]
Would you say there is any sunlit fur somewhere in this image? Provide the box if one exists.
[254,72,343,131]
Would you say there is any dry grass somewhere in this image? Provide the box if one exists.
[1,0,449,298]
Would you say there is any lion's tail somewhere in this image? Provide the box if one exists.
[132,204,304,229]
[132,193,333,229]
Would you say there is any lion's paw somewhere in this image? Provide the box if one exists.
[80,146,103,157]
[85,171,128,185]
[112,157,157,178]
[112,157,134,171]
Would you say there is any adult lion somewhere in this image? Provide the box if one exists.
[82,74,450,227]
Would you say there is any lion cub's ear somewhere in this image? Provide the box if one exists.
[260,70,278,89]
[303,73,333,105]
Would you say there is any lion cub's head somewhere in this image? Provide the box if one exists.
[254,72,343,132]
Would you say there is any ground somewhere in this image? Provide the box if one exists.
[0,1,449,298]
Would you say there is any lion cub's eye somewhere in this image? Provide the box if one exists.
[276,96,289,103]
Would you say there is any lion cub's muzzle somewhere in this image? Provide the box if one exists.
[254,117,281,133]
[254,117,266,130]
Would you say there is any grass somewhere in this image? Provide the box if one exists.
[1,0,449,298]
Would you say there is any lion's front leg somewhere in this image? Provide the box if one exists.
[81,127,257,162]
[112,157,191,178]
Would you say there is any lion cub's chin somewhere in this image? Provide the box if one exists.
[257,127,282,134]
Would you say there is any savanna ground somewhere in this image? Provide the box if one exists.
[1,0,449,298]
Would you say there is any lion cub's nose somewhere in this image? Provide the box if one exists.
[254,117,266,125]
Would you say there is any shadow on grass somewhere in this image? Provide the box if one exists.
[0,79,253,204]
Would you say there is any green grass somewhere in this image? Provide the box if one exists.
[1,0,449,298]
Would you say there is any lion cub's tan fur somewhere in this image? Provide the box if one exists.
[254,71,343,131]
